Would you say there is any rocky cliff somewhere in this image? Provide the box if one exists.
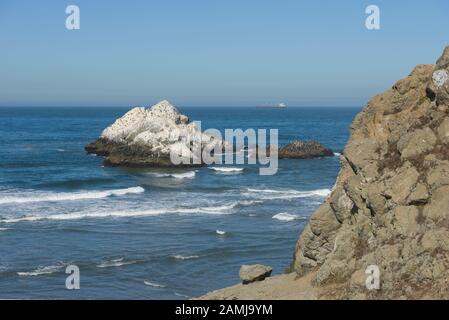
[201,46,449,300]
[291,46,449,299]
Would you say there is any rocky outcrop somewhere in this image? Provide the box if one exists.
[278,140,334,159]
[239,265,273,285]
[85,100,223,167]
[291,46,449,299]
[88,101,334,167]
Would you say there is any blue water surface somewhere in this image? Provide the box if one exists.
[0,106,359,299]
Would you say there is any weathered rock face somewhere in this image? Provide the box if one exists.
[239,264,273,285]
[85,100,223,167]
[278,140,334,159]
[292,47,449,299]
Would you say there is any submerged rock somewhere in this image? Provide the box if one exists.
[85,100,223,167]
[239,264,273,285]
[278,140,334,159]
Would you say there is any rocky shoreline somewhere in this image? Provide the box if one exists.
[200,46,449,300]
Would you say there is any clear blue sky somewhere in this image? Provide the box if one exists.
[1,0,448,107]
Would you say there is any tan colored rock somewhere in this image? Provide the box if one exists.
[239,265,272,285]
[392,206,420,237]
[421,229,449,251]
[437,117,449,144]
[426,160,449,190]
[423,186,449,222]
[202,46,449,301]
[406,183,429,205]
[289,46,449,300]
[384,163,419,204]
[397,127,437,159]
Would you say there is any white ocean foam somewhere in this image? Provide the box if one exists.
[0,228,10,231]
[244,188,330,200]
[174,292,190,298]
[172,255,200,260]
[209,167,244,173]
[0,203,238,224]
[150,171,196,179]
[216,230,226,235]
[237,200,264,206]
[56,149,67,152]
[17,263,65,277]
[1,209,166,223]
[144,280,166,288]
[272,212,303,222]
[0,186,145,205]
[334,152,341,157]
[172,204,235,215]
[96,258,137,268]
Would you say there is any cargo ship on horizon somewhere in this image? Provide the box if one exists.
[256,103,287,109]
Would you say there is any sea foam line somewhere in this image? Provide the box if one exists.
[209,167,244,173]
[244,188,330,200]
[172,255,200,260]
[96,258,137,268]
[0,201,250,224]
[17,263,65,277]
[144,280,166,288]
[148,171,196,179]
[272,212,304,222]
[0,187,145,205]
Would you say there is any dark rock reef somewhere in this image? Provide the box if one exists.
[278,140,334,159]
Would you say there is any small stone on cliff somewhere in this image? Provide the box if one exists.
[239,264,272,285]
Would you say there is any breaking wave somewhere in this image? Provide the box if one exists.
[96,258,137,268]
[0,202,251,224]
[0,187,145,205]
[244,188,330,200]
[272,212,304,222]
[209,167,244,173]
[17,263,65,277]
[172,255,200,260]
[149,171,196,179]
[144,280,166,288]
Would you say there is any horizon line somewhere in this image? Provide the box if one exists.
[0,105,363,109]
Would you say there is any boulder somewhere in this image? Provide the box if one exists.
[239,264,273,285]
[85,100,224,167]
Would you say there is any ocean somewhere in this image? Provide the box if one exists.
[0,106,359,299]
